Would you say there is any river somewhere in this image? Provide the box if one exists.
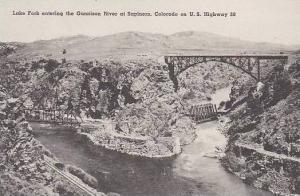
[32,121,272,196]
[31,86,273,196]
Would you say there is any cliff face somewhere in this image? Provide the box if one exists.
[0,91,106,196]
[222,57,300,195]
[1,32,293,150]
[1,52,246,145]
[1,58,147,117]
[1,32,298,193]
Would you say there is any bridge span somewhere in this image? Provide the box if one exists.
[164,54,288,91]
[23,108,80,125]
[189,103,218,123]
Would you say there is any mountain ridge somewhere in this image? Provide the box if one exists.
[2,31,297,61]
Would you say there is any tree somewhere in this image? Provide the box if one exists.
[44,59,59,73]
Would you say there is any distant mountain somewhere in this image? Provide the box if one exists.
[294,49,300,54]
[0,42,23,57]
[4,31,297,61]
[169,31,291,51]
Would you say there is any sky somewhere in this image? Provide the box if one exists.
[0,0,299,45]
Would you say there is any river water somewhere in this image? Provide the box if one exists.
[31,86,273,196]
[32,121,272,196]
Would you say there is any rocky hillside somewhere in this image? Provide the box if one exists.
[221,56,300,195]
[0,90,107,196]
[1,31,299,193]
[0,51,250,145]
[1,31,295,151]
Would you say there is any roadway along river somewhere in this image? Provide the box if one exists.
[32,121,272,196]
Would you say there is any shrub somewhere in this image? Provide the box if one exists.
[67,165,98,188]
[44,59,60,73]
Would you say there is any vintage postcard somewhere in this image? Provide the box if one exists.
[0,0,299,196]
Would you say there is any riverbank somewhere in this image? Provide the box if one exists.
[224,141,300,195]
[221,88,300,195]
[32,120,272,196]
[0,97,108,196]
[30,120,183,159]
[72,85,233,159]
[221,61,300,195]
[29,85,233,160]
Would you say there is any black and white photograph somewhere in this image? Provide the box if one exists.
[0,0,299,195]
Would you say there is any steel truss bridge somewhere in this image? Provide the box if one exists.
[23,109,80,125]
[189,103,218,123]
[164,55,288,91]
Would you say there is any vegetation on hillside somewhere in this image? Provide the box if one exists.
[1,32,296,194]
[0,54,247,142]
[221,56,300,194]
[0,89,106,196]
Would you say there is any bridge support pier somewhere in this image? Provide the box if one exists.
[257,61,261,82]
[167,63,179,91]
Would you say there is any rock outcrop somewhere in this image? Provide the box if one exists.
[222,58,300,195]
[0,92,106,196]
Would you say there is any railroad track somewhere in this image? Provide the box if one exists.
[43,156,97,196]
